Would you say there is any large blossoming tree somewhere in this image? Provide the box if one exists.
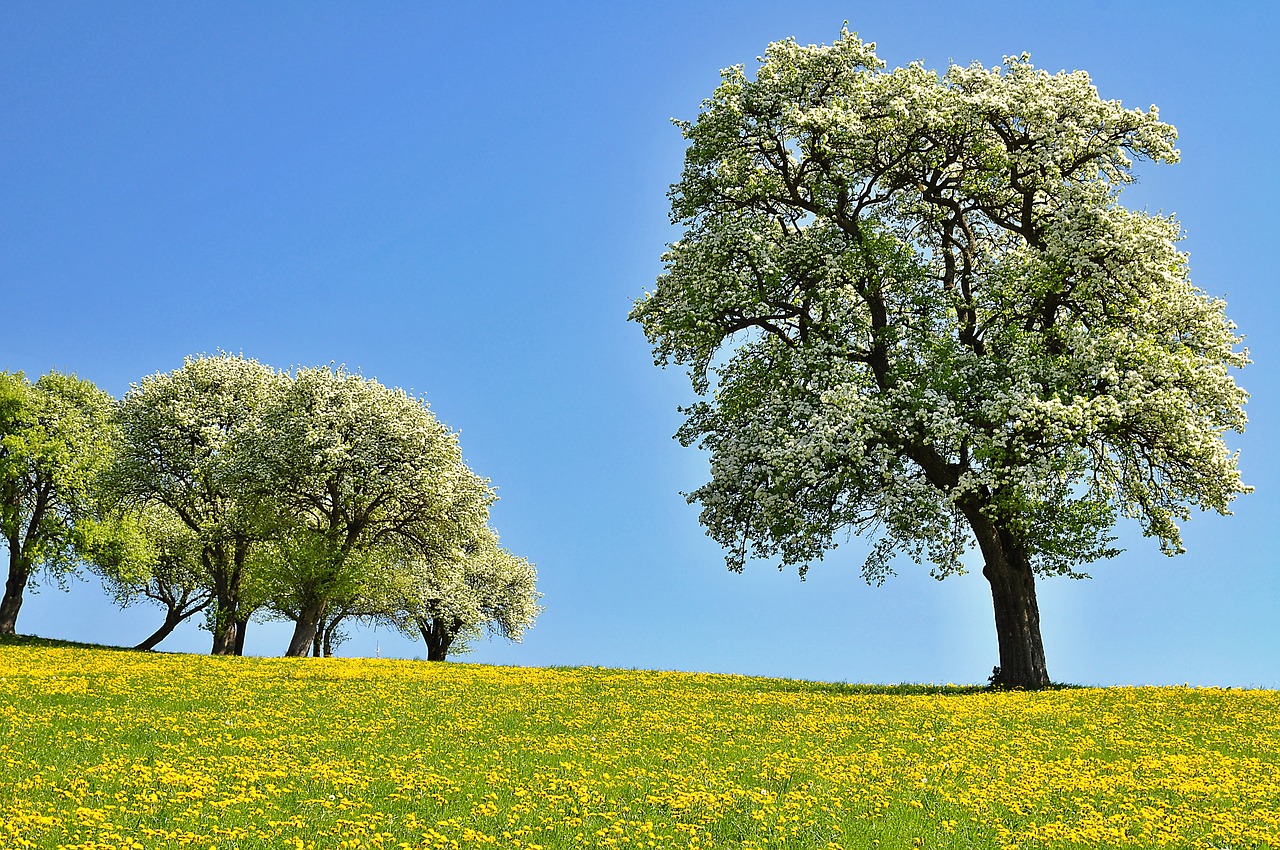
[631,31,1249,688]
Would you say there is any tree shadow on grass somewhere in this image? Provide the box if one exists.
[0,633,133,651]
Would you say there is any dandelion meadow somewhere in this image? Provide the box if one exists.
[1,643,1277,849]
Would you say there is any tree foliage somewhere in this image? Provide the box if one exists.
[11,353,536,658]
[631,30,1249,688]
[87,506,213,651]
[0,371,119,635]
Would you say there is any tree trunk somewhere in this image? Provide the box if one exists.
[965,504,1051,689]
[135,591,212,652]
[209,604,239,655]
[321,614,344,658]
[134,607,185,651]
[419,618,453,662]
[0,548,30,636]
[311,611,336,657]
[285,598,326,657]
[205,542,241,655]
[984,557,1050,689]
[233,614,250,656]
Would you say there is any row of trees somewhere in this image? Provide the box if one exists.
[0,355,540,659]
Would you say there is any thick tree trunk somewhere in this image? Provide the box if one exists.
[209,603,239,655]
[285,599,326,657]
[419,618,453,662]
[134,607,185,651]
[0,548,30,636]
[964,503,1051,689]
[984,556,1050,689]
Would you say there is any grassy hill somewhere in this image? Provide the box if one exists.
[1,643,1277,849]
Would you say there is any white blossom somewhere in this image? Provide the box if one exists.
[631,29,1248,586]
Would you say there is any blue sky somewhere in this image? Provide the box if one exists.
[3,1,1276,687]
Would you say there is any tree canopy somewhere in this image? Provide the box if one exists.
[631,30,1249,688]
[250,365,495,656]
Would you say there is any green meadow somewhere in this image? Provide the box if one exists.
[1,641,1277,849]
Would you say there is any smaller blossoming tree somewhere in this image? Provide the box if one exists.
[374,530,541,661]
[248,365,496,658]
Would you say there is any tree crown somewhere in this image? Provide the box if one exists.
[632,31,1249,582]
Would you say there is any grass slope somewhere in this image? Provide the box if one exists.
[1,644,1277,849]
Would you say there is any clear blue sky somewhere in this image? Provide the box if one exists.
[3,1,1276,687]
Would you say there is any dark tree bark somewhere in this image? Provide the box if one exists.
[285,597,326,657]
[134,585,213,652]
[320,613,345,658]
[207,540,249,656]
[233,613,250,656]
[966,506,1050,689]
[984,557,1050,689]
[311,611,340,657]
[0,546,30,636]
[134,607,186,652]
[1,486,49,637]
[418,618,454,662]
[209,610,237,655]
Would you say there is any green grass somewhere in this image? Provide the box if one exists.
[0,632,126,650]
[1,642,1277,849]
